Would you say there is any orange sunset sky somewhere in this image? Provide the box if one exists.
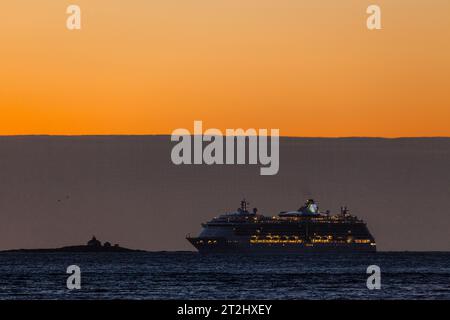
[0,0,449,137]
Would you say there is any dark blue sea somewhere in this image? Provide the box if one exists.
[0,252,449,300]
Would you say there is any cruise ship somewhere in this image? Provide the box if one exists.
[187,199,376,254]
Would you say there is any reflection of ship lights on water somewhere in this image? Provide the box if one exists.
[187,199,376,254]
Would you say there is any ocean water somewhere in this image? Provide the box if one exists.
[0,252,449,300]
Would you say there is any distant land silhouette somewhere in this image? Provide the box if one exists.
[1,236,143,253]
[0,136,449,251]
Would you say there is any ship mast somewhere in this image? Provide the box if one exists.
[240,199,249,212]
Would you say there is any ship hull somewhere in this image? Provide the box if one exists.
[187,237,376,254]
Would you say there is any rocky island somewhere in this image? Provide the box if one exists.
[2,236,144,253]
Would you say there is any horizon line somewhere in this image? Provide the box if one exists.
[1,134,450,139]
